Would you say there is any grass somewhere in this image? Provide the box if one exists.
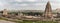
[15,20,58,23]
[0,17,58,23]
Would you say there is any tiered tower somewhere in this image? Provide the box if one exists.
[43,1,53,18]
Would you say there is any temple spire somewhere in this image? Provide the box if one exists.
[43,1,53,18]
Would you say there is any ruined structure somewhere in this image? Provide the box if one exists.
[56,8,60,18]
[3,9,8,16]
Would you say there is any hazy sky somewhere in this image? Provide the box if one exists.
[0,0,60,10]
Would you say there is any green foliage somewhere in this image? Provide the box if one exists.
[15,20,58,23]
[23,12,43,16]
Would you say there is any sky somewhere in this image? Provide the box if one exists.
[0,0,60,10]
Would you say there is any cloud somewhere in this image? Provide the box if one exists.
[26,0,36,2]
[15,0,22,2]
[0,2,4,6]
[0,0,59,10]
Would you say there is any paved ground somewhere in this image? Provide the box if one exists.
[0,20,16,23]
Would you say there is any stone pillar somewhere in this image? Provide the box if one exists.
[17,12,23,19]
[18,12,23,16]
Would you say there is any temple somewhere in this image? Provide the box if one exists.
[43,1,53,18]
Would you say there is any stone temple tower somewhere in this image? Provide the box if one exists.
[43,1,53,18]
[3,9,8,16]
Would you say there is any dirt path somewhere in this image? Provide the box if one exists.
[0,20,16,23]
